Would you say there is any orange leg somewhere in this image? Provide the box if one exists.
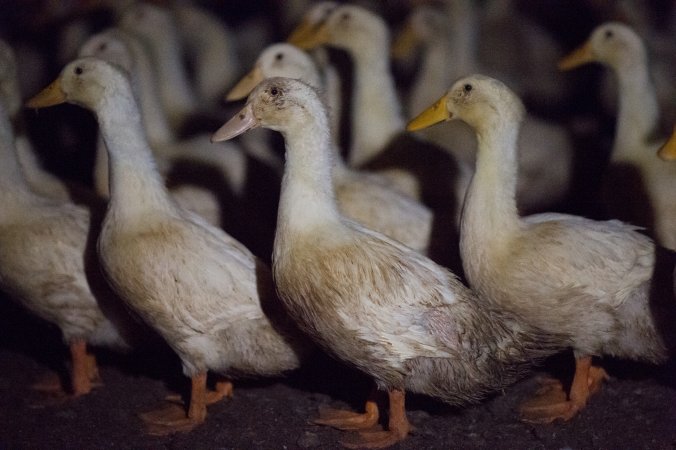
[314,387,380,430]
[165,376,233,405]
[141,372,209,435]
[521,355,608,423]
[343,388,411,449]
[70,339,92,396]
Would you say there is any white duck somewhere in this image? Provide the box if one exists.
[1,98,134,397]
[77,28,246,228]
[119,2,199,131]
[173,2,240,107]
[227,42,433,255]
[27,58,309,434]
[559,22,676,250]
[397,3,574,214]
[289,4,470,267]
[212,77,563,448]
[408,74,675,423]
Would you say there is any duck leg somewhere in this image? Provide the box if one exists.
[30,340,101,399]
[141,372,209,435]
[165,376,233,405]
[342,388,411,449]
[520,355,608,423]
[314,387,380,430]
[70,339,95,396]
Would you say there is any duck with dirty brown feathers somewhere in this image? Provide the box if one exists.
[212,76,564,449]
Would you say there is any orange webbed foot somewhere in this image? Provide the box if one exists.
[520,356,607,424]
[140,372,209,436]
[140,403,204,436]
[314,396,380,431]
[341,429,408,449]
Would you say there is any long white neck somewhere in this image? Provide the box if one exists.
[612,56,660,162]
[147,29,198,128]
[127,34,176,147]
[95,87,177,222]
[0,103,37,209]
[346,29,404,166]
[277,107,341,236]
[461,118,522,283]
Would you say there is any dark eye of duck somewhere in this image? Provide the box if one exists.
[341,12,350,21]
[275,53,284,61]
[463,84,473,93]
[270,87,279,96]
[74,66,83,75]
[604,29,614,39]
[98,42,108,52]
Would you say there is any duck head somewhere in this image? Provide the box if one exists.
[558,22,646,71]
[407,74,525,134]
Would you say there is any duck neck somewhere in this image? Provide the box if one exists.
[461,119,521,279]
[127,34,176,147]
[277,111,341,235]
[0,103,36,208]
[149,30,198,127]
[95,89,176,221]
[612,56,659,162]
[346,30,404,167]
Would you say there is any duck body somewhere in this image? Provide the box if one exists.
[213,77,561,447]
[409,74,673,424]
[29,58,307,433]
[1,99,131,397]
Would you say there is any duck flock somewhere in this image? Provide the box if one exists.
[1,0,675,448]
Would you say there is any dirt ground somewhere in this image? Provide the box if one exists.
[1,301,675,450]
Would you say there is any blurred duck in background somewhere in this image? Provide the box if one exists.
[227,41,433,255]
[559,22,676,250]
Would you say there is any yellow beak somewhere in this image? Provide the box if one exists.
[657,127,676,161]
[406,95,452,132]
[287,20,330,50]
[25,79,66,108]
[558,41,594,71]
[226,66,264,102]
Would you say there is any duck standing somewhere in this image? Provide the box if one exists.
[27,58,310,434]
[408,74,676,423]
[213,76,563,448]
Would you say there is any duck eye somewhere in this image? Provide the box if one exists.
[341,12,350,21]
[604,29,613,39]
[98,42,108,52]
[270,87,279,96]
[75,66,83,75]
[275,53,284,61]
[463,84,472,93]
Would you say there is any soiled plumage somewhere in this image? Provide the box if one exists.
[27,58,308,434]
[408,74,675,424]
[559,22,676,250]
[227,42,432,254]
[1,98,134,397]
[212,77,562,448]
